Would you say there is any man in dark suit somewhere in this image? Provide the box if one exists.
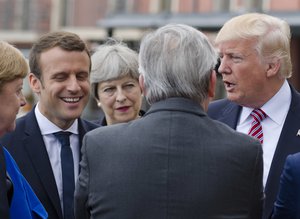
[272,152,300,218]
[0,31,98,219]
[207,13,300,219]
[74,24,264,219]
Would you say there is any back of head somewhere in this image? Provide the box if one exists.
[139,23,218,105]
[29,31,91,79]
[215,13,292,78]
[0,41,28,91]
[90,39,139,100]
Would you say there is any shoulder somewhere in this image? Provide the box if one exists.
[206,115,262,152]
[208,98,230,108]
[280,152,300,184]
[289,83,300,104]
[3,148,21,174]
[207,98,231,116]
[79,118,100,131]
[285,152,300,170]
[85,122,129,139]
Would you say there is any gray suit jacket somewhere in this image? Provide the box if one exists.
[75,97,264,219]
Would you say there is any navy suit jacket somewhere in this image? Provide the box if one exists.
[0,107,99,219]
[272,152,300,219]
[207,85,300,219]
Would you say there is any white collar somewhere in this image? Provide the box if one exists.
[34,102,79,135]
[239,80,291,125]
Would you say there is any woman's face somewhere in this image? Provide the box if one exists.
[0,78,26,137]
[97,75,142,125]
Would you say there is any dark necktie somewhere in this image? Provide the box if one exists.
[248,109,267,144]
[53,131,75,219]
[0,147,10,219]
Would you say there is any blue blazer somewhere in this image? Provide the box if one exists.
[272,152,300,219]
[0,107,99,219]
[207,84,300,219]
[4,148,48,219]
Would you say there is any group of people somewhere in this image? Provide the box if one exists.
[0,12,299,219]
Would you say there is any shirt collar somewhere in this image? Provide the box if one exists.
[239,80,291,125]
[34,102,79,135]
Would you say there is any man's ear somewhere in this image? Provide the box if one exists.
[139,75,146,96]
[266,58,280,77]
[208,70,217,99]
[28,73,42,94]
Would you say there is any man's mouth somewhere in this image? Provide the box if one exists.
[62,97,81,103]
[224,81,235,88]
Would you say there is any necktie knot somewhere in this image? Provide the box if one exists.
[250,108,267,122]
[53,131,72,147]
[248,109,267,144]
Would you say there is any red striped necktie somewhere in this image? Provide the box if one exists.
[248,109,267,144]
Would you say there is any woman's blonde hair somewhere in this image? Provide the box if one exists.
[0,41,28,91]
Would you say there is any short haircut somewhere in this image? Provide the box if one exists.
[29,31,91,80]
[215,13,292,79]
[139,23,218,104]
[90,39,139,100]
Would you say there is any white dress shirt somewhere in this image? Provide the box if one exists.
[34,103,80,211]
[237,80,291,187]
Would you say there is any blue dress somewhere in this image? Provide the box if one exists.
[4,147,48,219]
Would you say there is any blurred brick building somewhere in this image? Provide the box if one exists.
[2,0,300,118]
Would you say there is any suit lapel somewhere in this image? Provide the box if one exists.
[23,111,63,219]
[78,119,87,149]
[218,102,241,129]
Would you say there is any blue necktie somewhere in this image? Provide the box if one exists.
[54,131,75,219]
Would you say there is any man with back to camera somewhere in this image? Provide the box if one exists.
[74,23,264,219]
[208,13,300,219]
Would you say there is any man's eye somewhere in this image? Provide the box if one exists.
[77,73,89,81]
[124,84,135,89]
[54,75,66,81]
[231,55,242,62]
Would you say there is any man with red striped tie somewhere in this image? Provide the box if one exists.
[208,13,300,219]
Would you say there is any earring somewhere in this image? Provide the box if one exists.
[97,102,101,108]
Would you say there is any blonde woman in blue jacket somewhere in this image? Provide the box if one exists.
[0,41,47,219]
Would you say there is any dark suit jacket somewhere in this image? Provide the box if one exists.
[272,152,300,219]
[75,97,264,219]
[207,85,300,219]
[0,107,99,219]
